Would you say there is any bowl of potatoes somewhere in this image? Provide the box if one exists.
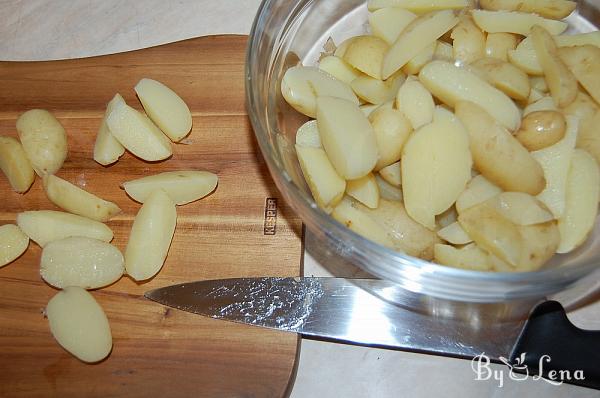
[246,0,600,305]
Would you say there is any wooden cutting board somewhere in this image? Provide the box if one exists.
[0,35,302,398]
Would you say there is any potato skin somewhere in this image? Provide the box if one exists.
[16,109,68,176]
[515,111,566,151]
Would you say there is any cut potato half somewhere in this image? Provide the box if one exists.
[471,10,568,36]
[479,0,576,19]
[485,32,518,61]
[379,161,401,187]
[332,196,395,248]
[451,14,486,65]
[342,35,389,80]
[456,175,502,214]
[122,171,218,205]
[558,45,600,106]
[369,7,417,45]
[396,78,435,130]
[375,174,403,201]
[434,243,492,271]
[491,192,554,226]
[319,56,363,85]
[472,57,530,101]
[0,224,29,267]
[369,107,412,170]
[93,94,126,166]
[346,173,380,209]
[0,136,35,193]
[437,222,473,245]
[295,120,322,148]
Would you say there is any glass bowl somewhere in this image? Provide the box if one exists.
[245,0,600,304]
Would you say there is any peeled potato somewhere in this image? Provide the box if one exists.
[16,109,68,176]
[479,0,576,19]
[319,56,362,85]
[396,78,435,130]
[472,57,530,101]
[106,98,172,161]
[558,45,600,106]
[134,78,192,142]
[531,115,578,218]
[434,243,492,271]
[471,10,567,36]
[41,237,124,289]
[437,221,473,245]
[556,32,600,48]
[557,149,600,253]
[0,136,35,193]
[368,7,417,45]
[523,96,557,116]
[455,101,545,195]
[346,173,380,209]
[375,174,403,201]
[296,145,346,212]
[485,32,518,61]
[451,14,486,65]
[419,61,521,131]
[379,161,401,187]
[351,74,405,105]
[316,96,378,180]
[295,120,322,148]
[122,171,217,206]
[93,94,126,166]
[576,112,600,168]
[490,192,554,226]
[46,287,112,363]
[402,42,436,75]
[125,189,177,281]
[342,35,389,80]
[508,37,544,76]
[530,25,577,108]
[281,66,358,118]
[382,10,459,79]
[43,175,121,222]
[515,110,566,151]
[332,196,395,248]
[0,224,29,267]
[456,175,502,214]
[402,107,472,229]
[368,0,469,13]
[17,210,113,247]
[369,107,412,170]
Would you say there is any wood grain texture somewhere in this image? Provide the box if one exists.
[0,35,302,398]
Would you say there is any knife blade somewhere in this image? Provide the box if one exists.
[145,277,600,390]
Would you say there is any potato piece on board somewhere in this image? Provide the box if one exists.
[93,94,126,166]
[557,149,600,253]
[46,287,112,363]
[0,224,29,267]
[455,101,545,195]
[0,136,35,193]
[16,109,68,176]
[125,189,176,281]
[17,210,113,247]
[43,174,121,222]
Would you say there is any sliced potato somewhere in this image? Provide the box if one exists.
[0,224,29,267]
[530,76,548,93]
[576,112,600,168]
[46,287,112,363]
[402,107,472,229]
[471,10,567,36]
[402,42,436,75]
[135,78,192,142]
[41,237,124,289]
[125,189,176,281]
[342,35,389,80]
[295,120,322,148]
[491,192,554,225]
[557,149,600,253]
[106,98,172,161]
[43,174,121,222]
[479,0,576,19]
[122,171,218,206]
[16,109,68,176]
[527,88,545,104]
[556,32,600,48]
[515,110,566,151]
[368,7,417,45]
[419,61,521,131]
[485,32,518,61]
[360,103,384,117]
[332,196,395,248]
[530,25,577,108]
[455,101,545,195]
[296,145,346,212]
[316,96,378,180]
[382,10,459,79]
[359,199,442,259]
[93,94,126,166]
[523,96,557,116]
[558,45,600,106]
[434,243,492,271]
[346,173,380,209]
[508,37,544,76]
[451,14,486,65]
[472,57,530,101]
[562,91,598,122]
[368,0,469,12]
[531,115,578,218]
[369,107,412,170]
[17,210,113,247]
[334,37,356,58]
[379,161,401,187]
[434,41,454,61]
[455,174,502,214]
[437,221,473,245]
[351,73,405,105]
[319,56,363,85]
[516,220,560,271]
[0,136,35,193]
[437,206,458,228]
[396,78,435,130]
[280,66,358,118]
[375,174,403,201]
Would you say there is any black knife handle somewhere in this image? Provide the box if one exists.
[509,301,600,390]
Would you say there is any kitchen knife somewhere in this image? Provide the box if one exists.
[145,277,600,390]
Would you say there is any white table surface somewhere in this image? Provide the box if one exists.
[2,1,600,397]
